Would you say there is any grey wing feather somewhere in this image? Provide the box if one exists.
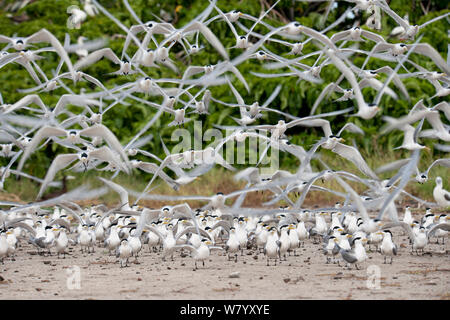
[340,249,357,264]
[210,220,231,234]
[48,218,71,231]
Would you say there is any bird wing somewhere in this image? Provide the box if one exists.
[409,43,450,74]
[37,154,79,199]
[360,30,386,43]
[80,124,130,166]
[175,226,212,242]
[295,118,332,137]
[74,48,121,70]
[426,158,450,176]
[48,218,72,232]
[427,223,450,239]
[26,29,75,78]
[8,94,47,114]
[359,78,398,99]
[300,25,337,51]
[174,243,198,253]
[378,1,411,30]
[4,221,36,237]
[332,143,378,180]
[53,94,102,116]
[340,248,357,264]
[330,30,351,43]
[375,158,410,174]
[337,123,365,137]
[18,126,67,171]
[89,146,129,174]
[184,21,229,60]
[325,49,366,113]
[210,220,231,234]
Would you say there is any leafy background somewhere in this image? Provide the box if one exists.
[0,0,448,202]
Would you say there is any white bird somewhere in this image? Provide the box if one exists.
[379,1,450,40]
[175,238,222,270]
[0,29,75,78]
[338,236,368,269]
[116,239,133,267]
[380,230,397,264]
[264,226,280,266]
[325,49,380,120]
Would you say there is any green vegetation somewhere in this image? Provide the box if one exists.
[0,0,448,202]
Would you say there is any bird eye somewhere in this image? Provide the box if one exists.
[147,23,153,27]
[294,22,300,27]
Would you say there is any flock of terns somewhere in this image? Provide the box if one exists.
[0,0,449,272]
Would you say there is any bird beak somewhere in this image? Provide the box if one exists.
[205,241,212,245]
[362,238,368,243]
[338,228,344,232]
